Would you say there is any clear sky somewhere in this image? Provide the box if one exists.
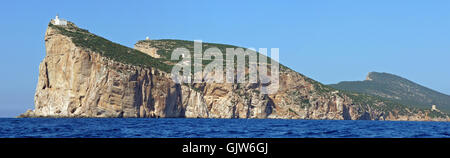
[0,0,449,117]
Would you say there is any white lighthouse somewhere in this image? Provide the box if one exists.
[431,105,439,112]
[53,14,67,26]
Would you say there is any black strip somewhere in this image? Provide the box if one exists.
[0,138,448,156]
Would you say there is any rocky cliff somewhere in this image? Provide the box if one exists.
[19,21,449,121]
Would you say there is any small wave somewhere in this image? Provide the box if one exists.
[322,130,339,134]
[442,132,450,136]
[227,130,245,135]
[303,131,320,136]
[411,133,432,138]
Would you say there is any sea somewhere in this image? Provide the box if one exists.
[0,118,449,138]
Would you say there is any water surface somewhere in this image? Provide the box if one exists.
[0,118,449,138]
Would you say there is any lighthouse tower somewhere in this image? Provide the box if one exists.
[53,14,67,26]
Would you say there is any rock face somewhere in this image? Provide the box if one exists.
[20,21,449,121]
[134,41,160,58]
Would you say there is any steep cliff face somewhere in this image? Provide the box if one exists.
[20,21,449,121]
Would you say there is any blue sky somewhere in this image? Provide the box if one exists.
[0,0,449,117]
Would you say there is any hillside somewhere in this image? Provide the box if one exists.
[19,20,449,121]
[330,72,450,113]
[48,22,172,72]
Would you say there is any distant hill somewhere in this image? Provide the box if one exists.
[329,72,450,113]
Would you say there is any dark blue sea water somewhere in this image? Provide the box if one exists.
[0,118,449,138]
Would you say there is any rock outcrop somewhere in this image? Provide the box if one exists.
[19,20,449,121]
[134,41,160,58]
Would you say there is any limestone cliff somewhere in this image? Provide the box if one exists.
[20,21,449,121]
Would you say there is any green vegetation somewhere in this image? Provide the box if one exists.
[342,91,410,115]
[301,99,310,105]
[428,110,447,118]
[306,77,334,94]
[49,23,172,72]
[52,21,289,76]
[136,39,290,71]
[288,108,299,116]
